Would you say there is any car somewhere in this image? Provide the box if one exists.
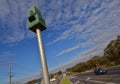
[94,68,107,75]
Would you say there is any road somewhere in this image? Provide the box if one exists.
[68,65,120,84]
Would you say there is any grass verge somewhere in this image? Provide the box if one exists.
[61,77,71,84]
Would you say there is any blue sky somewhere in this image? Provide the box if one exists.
[0,0,120,83]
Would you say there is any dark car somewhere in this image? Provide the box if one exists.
[94,68,107,75]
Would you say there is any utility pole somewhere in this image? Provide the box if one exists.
[9,64,13,84]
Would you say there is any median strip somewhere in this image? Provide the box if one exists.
[61,77,71,84]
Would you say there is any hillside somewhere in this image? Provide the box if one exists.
[104,35,120,64]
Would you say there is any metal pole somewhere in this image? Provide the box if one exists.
[9,64,11,84]
[36,28,50,84]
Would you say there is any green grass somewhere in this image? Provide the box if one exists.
[61,77,71,84]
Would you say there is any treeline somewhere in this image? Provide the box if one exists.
[66,35,120,73]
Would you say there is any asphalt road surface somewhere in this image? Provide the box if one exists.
[68,65,120,84]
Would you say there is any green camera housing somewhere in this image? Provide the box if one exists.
[27,6,46,33]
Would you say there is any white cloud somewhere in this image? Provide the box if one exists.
[0,0,27,44]
[47,24,83,45]
[0,1,12,16]
[57,44,81,56]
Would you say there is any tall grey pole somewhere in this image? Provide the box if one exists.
[36,28,50,84]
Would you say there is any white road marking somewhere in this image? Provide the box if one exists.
[86,77,91,80]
